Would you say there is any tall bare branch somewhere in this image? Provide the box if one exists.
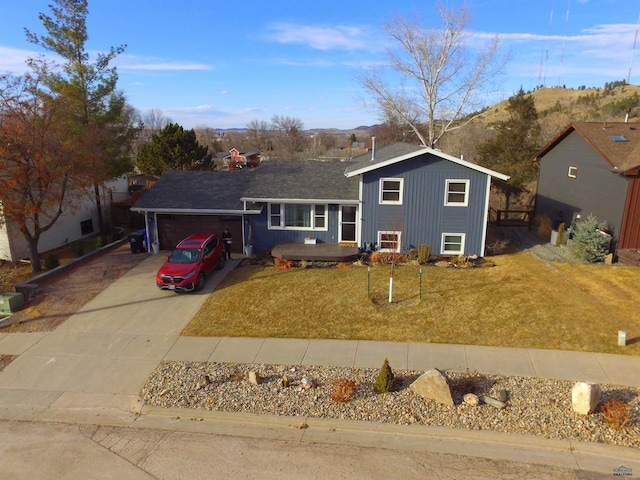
[357,1,509,148]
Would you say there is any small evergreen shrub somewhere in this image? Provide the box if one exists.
[418,244,431,264]
[95,235,104,248]
[43,253,59,270]
[373,358,395,393]
[408,248,418,261]
[570,214,610,263]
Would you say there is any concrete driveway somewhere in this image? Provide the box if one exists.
[0,253,229,423]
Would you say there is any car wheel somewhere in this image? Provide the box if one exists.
[217,254,226,270]
[194,273,205,291]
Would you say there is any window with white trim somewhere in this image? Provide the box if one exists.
[314,204,326,228]
[567,166,578,179]
[268,203,328,230]
[444,179,470,206]
[441,233,465,255]
[378,231,401,252]
[379,178,403,204]
[269,204,281,228]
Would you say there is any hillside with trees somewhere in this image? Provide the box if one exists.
[477,81,640,145]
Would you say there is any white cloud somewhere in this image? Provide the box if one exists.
[265,23,373,51]
[0,46,55,74]
[116,54,211,71]
[172,105,214,112]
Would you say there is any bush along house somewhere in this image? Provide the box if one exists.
[131,142,509,259]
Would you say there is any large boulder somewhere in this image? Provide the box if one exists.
[410,369,454,407]
[571,382,601,415]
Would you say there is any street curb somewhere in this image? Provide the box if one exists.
[135,405,639,474]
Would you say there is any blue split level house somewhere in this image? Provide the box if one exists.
[131,142,509,258]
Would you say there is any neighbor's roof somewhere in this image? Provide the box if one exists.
[240,160,359,203]
[344,142,510,181]
[534,122,640,175]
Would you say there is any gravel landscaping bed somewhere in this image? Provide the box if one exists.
[494,227,582,263]
[141,361,640,448]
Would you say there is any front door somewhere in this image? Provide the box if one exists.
[339,205,358,244]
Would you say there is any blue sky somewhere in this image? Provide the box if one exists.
[1,0,639,130]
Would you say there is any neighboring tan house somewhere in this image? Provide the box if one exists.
[0,180,119,262]
[132,142,509,257]
[534,122,640,255]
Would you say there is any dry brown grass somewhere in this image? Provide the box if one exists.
[182,251,640,355]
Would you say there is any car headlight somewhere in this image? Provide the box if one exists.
[182,271,195,280]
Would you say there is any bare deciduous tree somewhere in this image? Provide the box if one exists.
[357,1,509,148]
[131,108,171,159]
[270,115,306,160]
[246,119,270,152]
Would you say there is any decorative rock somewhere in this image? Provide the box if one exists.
[248,371,260,386]
[571,382,601,415]
[463,393,480,407]
[409,369,454,407]
[481,395,507,409]
[301,377,317,389]
[282,374,290,387]
[498,388,508,402]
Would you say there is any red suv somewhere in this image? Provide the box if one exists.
[156,233,226,292]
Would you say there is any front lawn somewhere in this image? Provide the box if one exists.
[182,251,640,355]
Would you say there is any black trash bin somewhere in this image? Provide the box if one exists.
[128,230,145,254]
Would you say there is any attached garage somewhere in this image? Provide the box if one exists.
[157,214,243,253]
[131,170,260,254]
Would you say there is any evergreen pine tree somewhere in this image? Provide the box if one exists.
[571,214,610,263]
[374,358,395,393]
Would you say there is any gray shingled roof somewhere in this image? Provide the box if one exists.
[131,170,252,212]
[345,142,426,174]
[131,160,359,213]
[241,160,358,201]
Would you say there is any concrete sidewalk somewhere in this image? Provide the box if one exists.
[0,253,639,477]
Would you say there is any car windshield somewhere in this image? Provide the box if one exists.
[168,248,201,264]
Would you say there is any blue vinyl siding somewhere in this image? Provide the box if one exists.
[248,203,344,253]
[359,153,489,255]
